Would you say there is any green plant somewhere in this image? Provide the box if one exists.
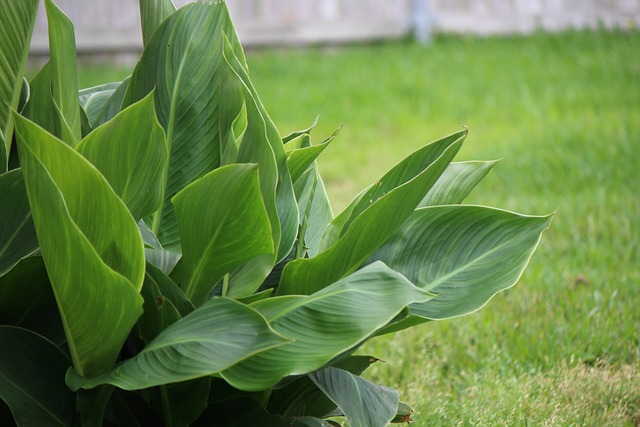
[0,0,552,426]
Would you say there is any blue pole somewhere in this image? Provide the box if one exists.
[412,0,432,44]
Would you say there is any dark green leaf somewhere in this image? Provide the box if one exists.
[310,367,399,427]
[0,326,74,427]
[0,169,37,277]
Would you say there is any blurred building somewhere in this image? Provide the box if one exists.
[30,0,640,54]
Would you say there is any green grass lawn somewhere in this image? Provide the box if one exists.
[75,29,640,426]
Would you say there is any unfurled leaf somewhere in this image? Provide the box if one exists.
[14,114,144,377]
[371,205,553,333]
[0,169,37,277]
[310,367,399,427]
[66,297,289,391]
[220,262,430,391]
[77,92,168,220]
[172,163,273,303]
[0,0,39,151]
[278,130,466,296]
[0,326,74,427]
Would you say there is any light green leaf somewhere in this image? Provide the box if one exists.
[278,131,465,296]
[310,367,399,427]
[0,0,39,152]
[172,163,273,303]
[220,101,247,165]
[371,205,553,332]
[294,167,334,258]
[45,0,81,144]
[0,169,38,277]
[14,114,144,377]
[77,92,168,220]
[419,160,498,207]
[282,116,319,143]
[220,262,430,391]
[0,326,74,427]
[286,128,339,183]
[139,0,176,46]
[145,248,181,274]
[123,2,248,250]
[66,297,290,391]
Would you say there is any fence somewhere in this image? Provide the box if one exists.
[30,0,640,54]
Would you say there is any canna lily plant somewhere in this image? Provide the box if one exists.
[0,0,552,426]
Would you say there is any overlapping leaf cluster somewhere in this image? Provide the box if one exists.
[0,1,552,425]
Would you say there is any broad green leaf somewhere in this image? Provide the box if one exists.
[123,2,248,250]
[0,169,38,276]
[66,297,289,391]
[220,262,430,391]
[77,93,168,220]
[310,367,399,427]
[419,160,498,207]
[139,0,176,46]
[45,0,81,144]
[145,248,181,274]
[0,326,74,427]
[14,114,144,377]
[278,131,465,296]
[370,205,553,332]
[0,0,39,152]
[172,163,273,304]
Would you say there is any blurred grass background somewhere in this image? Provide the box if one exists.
[75,29,640,425]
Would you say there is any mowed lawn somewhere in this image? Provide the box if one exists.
[76,29,640,426]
